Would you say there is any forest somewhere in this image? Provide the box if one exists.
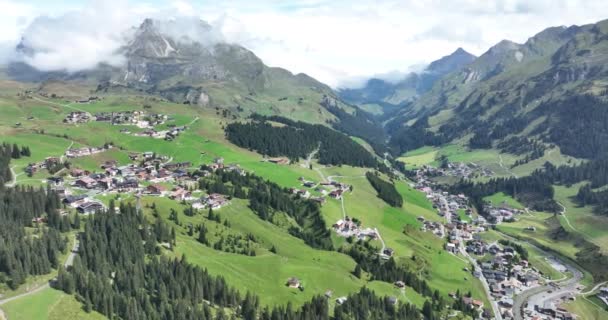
[0,143,68,289]
[365,172,403,207]
[55,203,336,320]
[225,115,378,168]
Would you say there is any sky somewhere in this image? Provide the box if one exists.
[2,0,608,88]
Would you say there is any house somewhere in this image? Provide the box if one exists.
[70,168,87,177]
[47,176,64,185]
[336,297,348,305]
[74,176,97,189]
[77,201,104,214]
[63,194,87,205]
[147,184,167,195]
[383,248,394,257]
[286,277,301,288]
[97,178,113,190]
[268,157,290,165]
[170,188,191,201]
[329,190,344,199]
[394,281,406,289]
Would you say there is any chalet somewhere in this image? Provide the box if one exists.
[310,197,326,205]
[336,297,348,305]
[101,160,118,169]
[329,190,344,199]
[70,168,87,177]
[446,242,458,253]
[97,178,113,190]
[286,277,301,288]
[77,201,104,214]
[383,248,394,257]
[44,157,60,168]
[115,180,138,191]
[163,162,192,170]
[147,184,167,195]
[203,193,229,209]
[268,157,290,165]
[63,194,87,205]
[47,176,64,185]
[74,176,97,189]
[170,188,191,201]
[394,281,406,289]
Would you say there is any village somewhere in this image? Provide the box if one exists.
[410,163,570,319]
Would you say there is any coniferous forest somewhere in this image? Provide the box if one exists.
[0,143,68,289]
[225,115,378,168]
[365,172,403,207]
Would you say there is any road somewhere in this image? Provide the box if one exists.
[0,234,80,318]
[508,234,583,320]
[460,247,503,320]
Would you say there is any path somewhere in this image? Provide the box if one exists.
[375,228,386,253]
[301,145,319,169]
[32,96,87,113]
[4,166,19,187]
[187,117,200,126]
[580,281,608,295]
[0,234,80,318]
[59,141,74,164]
[558,202,579,233]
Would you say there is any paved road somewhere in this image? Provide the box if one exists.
[512,249,583,320]
[461,247,503,320]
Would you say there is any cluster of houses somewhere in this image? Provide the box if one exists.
[63,111,92,124]
[94,111,167,128]
[470,242,546,319]
[132,125,188,141]
[534,302,578,320]
[484,204,525,224]
[75,96,100,104]
[65,144,112,158]
[332,217,378,240]
[25,156,61,175]
[415,163,493,180]
[193,193,230,210]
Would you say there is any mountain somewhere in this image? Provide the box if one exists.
[7,18,356,124]
[338,48,476,112]
[387,19,608,159]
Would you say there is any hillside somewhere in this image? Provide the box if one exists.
[387,19,608,159]
[338,48,476,113]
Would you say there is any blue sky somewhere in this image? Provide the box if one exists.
[4,0,608,87]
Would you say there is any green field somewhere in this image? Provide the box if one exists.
[554,184,608,253]
[483,192,524,210]
[2,287,106,320]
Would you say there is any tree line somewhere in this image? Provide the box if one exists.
[366,172,403,207]
[225,115,378,168]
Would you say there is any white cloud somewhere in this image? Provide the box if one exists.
[2,0,608,87]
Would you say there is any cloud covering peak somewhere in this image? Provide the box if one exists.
[2,0,608,87]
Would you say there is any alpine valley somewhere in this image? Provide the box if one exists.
[1,14,608,320]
